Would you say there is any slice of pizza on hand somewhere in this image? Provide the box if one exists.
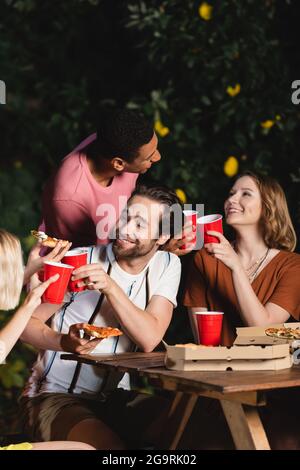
[31,230,69,248]
[82,324,123,339]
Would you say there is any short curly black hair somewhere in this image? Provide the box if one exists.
[84,108,154,163]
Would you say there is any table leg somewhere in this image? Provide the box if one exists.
[158,392,198,450]
[220,400,270,450]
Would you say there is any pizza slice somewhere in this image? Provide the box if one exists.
[265,328,279,337]
[293,329,300,340]
[82,324,123,339]
[277,328,295,339]
[265,326,300,340]
[31,230,69,248]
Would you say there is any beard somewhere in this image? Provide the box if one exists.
[112,237,156,259]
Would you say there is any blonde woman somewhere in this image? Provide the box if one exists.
[184,172,300,449]
[0,229,94,450]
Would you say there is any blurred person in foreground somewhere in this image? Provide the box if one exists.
[0,229,94,450]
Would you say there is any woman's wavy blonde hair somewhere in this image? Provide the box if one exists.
[0,229,24,310]
[238,171,297,252]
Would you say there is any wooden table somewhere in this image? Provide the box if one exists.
[61,352,300,450]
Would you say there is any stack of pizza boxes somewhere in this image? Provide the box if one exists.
[164,323,300,372]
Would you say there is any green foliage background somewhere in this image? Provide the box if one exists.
[0,0,300,434]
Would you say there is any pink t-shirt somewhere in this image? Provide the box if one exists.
[41,134,138,247]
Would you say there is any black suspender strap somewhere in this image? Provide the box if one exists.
[145,267,150,308]
[68,262,150,393]
[68,262,112,394]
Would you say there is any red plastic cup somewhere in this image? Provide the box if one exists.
[194,311,224,346]
[181,210,198,250]
[43,261,74,304]
[62,249,88,292]
[197,214,223,244]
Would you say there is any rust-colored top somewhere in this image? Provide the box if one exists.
[184,249,300,346]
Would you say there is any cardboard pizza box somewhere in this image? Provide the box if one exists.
[163,323,297,371]
[235,322,300,338]
[233,335,287,346]
[164,343,289,362]
[234,323,300,347]
[165,354,292,371]
[164,341,291,371]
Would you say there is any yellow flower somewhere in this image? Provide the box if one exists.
[198,2,213,20]
[226,84,241,97]
[224,156,239,178]
[159,127,170,137]
[154,119,170,138]
[261,120,275,129]
[175,188,187,204]
[275,115,281,121]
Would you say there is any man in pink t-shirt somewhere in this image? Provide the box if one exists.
[41,109,161,247]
